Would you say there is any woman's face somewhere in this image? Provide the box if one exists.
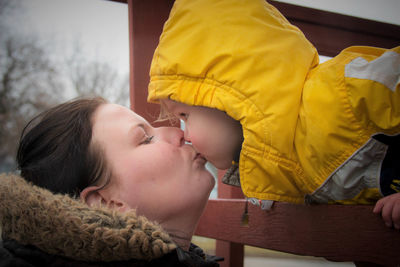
[90,103,215,222]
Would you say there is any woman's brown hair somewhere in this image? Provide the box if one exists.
[16,97,110,197]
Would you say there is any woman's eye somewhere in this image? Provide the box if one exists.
[141,135,154,145]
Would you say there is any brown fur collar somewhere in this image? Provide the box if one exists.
[0,173,176,262]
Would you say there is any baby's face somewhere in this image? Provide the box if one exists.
[162,99,243,170]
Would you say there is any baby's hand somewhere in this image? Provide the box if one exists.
[373,193,400,229]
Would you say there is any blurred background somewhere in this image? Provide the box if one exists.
[0,0,130,173]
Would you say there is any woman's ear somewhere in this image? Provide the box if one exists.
[80,186,106,207]
[80,186,130,212]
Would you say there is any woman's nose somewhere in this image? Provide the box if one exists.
[157,127,185,146]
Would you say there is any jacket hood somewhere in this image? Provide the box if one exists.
[148,0,318,139]
[0,173,176,262]
[148,0,318,202]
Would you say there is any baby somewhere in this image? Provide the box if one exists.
[148,0,400,228]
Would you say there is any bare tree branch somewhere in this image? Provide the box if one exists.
[0,1,129,171]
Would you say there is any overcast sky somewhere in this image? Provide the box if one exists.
[5,0,400,76]
[12,0,129,75]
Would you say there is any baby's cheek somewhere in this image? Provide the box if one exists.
[201,140,214,153]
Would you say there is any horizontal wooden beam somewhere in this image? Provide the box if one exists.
[195,199,400,266]
[107,0,127,3]
[116,0,400,58]
[270,1,400,56]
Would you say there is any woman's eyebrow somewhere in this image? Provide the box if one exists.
[128,123,146,140]
[135,123,146,130]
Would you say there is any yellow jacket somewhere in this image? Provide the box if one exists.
[148,0,400,204]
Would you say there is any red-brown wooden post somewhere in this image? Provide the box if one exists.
[127,0,173,123]
[216,170,245,267]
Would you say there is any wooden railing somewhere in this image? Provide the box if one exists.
[111,0,400,266]
[196,199,400,266]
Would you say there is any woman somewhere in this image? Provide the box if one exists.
[0,97,221,266]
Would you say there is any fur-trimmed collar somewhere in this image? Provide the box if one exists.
[0,173,176,262]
